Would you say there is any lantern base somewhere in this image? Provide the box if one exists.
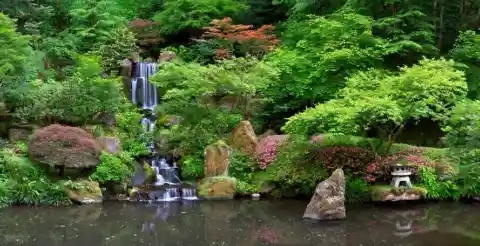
[391,176,413,188]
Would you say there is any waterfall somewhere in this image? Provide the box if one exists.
[130,61,198,202]
[131,62,158,110]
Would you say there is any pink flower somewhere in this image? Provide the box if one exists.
[256,135,288,169]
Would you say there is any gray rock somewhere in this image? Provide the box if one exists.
[303,168,346,221]
[96,136,122,154]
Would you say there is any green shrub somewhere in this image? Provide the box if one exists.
[115,110,150,157]
[180,155,204,180]
[418,166,460,200]
[90,152,134,185]
[346,177,370,203]
[229,151,260,194]
[236,180,259,194]
[0,149,71,207]
[229,151,256,181]
[442,100,480,197]
[265,136,329,198]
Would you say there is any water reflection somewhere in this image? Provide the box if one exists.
[0,201,479,245]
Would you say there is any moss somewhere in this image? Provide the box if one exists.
[198,176,237,199]
[370,185,427,201]
[143,162,155,184]
[62,180,103,204]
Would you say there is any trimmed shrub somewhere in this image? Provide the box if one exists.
[265,136,329,198]
[308,145,375,176]
[28,124,101,168]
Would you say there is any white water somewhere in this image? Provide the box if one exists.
[182,188,198,200]
[131,62,158,110]
[156,188,181,202]
[151,158,181,185]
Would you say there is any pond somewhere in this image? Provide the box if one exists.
[0,200,479,246]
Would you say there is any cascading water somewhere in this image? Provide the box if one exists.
[131,61,198,202]
[131,62,158,110]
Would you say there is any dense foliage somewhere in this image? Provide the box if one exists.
[3,0,480,205]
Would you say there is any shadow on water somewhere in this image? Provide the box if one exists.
[0,200,479,246]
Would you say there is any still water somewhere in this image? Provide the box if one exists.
[0,200,479,246]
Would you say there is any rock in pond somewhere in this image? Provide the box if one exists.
[198,176,237,200]
[370,186,427,202]
[303,169,346,221]
[63,180,103,204]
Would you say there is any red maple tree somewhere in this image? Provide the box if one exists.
[202,17,279,58]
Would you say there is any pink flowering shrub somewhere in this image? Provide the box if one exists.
[309,146,375,176]
[256,135,288,169]
[365,148,435,182]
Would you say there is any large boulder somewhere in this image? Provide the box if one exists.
[63,180,103,204]
[198,176,237,199]
[303,169,346,221]
[96,136,122,154]
[204,140,231,177]
[230,120,258,156]
[28,124,101,168]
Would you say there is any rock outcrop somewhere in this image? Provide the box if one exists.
[198,176,237,199]
[258,129,277,140]
[63,180,103,204]
[204,140,231,177]
[303,169,346,221]
[371,186,427,202]
[96,136,122,154]
[28,124,101,169]
[230,120,258,156]
[8,124,38,142]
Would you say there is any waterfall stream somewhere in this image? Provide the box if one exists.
[131,61,197,202]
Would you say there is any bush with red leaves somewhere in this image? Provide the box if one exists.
[308,146,375,176]
[365,148,435,182]
[256,135,288,169]
[202,17,280,57]
[28,124,101,168]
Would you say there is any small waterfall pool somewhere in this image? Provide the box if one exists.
[130,61,198,202]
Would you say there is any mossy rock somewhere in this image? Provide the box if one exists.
[198,176,237,200]
[371,185,427,202]
[62,180,103,204]
[143,162,156,184]
[204,140,232,177]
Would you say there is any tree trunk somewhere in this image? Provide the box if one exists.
[58,166,65,177]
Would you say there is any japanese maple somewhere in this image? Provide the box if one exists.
[202,17,280,57]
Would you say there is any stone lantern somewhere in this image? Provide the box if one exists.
[394,219,413,237]
[390,164,413,188]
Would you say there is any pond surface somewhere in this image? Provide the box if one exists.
[0,200,479,246]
